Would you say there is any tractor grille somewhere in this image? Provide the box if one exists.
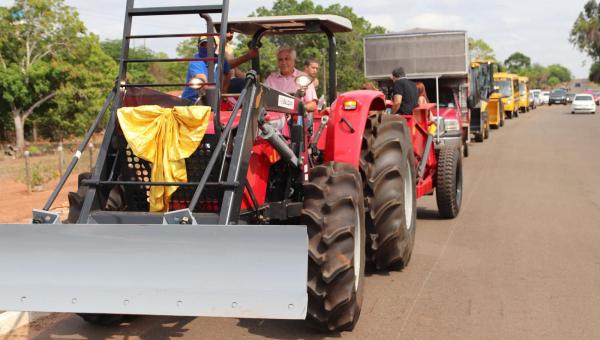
[121,134,223,212]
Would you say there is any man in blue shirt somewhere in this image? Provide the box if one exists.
[182,37,258,102]
[182,38,230,102]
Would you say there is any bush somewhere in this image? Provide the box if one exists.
[27,145,42,156]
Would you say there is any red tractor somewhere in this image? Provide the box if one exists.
[0,2,460,333]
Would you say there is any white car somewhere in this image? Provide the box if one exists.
[540,91,550,105]
[571,94,596,114]
[531,89,542,106]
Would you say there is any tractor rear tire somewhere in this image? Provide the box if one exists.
[67,173,129,327]
[436,145,463,219]
[360,112,417,271]
[303,162,366,332]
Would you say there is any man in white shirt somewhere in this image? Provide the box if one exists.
[264,47,317,112]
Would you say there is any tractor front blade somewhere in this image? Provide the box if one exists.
[0,223,307,320]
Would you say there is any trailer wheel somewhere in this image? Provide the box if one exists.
[484,121,490,139]
[66,173,129,327]
[474,132,484,143]
[360,112,417,271]
[436,145,463,218]
[303,162,366,332]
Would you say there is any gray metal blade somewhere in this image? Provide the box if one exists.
[0,224,307,320]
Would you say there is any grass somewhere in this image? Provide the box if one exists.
[1,148,97,181]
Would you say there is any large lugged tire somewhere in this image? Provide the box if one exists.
[360,112,416,271]
[436,145,463,219]
[67,173,128,327]
[303,162,366,332]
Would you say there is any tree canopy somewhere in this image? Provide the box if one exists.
[570,1,600,82]
[469,38,496,62]
[0,0,116,148]
[504,52,531,73]
[570,0,600,60]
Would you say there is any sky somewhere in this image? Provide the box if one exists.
[0,0,593,78]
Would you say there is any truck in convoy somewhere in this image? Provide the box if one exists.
[469,59,503,137]
[494,72,521,119]
[364,28,473,157]
[518,76,530,113]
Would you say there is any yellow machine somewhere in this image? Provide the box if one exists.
[471,60,504,130]
[493,72,520,119]
[518,76,529,113]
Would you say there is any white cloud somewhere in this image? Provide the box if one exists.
[405,13,466,30]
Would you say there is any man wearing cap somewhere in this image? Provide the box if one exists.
[182,37,257,102]
[265,47,317,111]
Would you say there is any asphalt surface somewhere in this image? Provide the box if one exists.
[5,104,600,340]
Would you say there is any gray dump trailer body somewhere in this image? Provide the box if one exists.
[363,29,473,152]
[363,29,469,80]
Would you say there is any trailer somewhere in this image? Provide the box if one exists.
[364,28,472,157]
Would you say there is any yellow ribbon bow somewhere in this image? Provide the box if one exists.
[117,105,211,212]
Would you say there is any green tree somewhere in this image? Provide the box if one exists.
[468,37,496,61]
[589,61,600,82]
[570,0,600,60]
[546,64,572,82]
[0,0,115,149]
[547,76,561,87]
[521,63,549,89]
[504,52,531,73]
[34,34,116,139]
[101,39,185,87]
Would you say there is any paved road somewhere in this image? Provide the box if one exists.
[6,104,600,340]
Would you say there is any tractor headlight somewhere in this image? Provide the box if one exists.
[444,119,460,132]
[343,100,358,110]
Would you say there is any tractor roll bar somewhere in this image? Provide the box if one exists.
[249,25,338,105]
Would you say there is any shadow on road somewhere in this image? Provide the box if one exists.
[235,318,332,340]
[416,207,444,221]
[30,315,196,340]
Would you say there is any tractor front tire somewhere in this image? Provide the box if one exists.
[303,162,366,332]
[67,173,129,327]
[436,145,463,219]
[360,112,417,271]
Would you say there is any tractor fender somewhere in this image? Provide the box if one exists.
[323,90,386,168]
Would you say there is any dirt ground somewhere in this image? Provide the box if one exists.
[0,153,88,223]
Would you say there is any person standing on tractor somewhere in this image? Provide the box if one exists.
[416,82,429,106]
[182,37,257,101]
[265,47,317,111]
[303,58,320,90]
[391,67,418,115]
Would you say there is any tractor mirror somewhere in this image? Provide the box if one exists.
[295,75,313,89]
